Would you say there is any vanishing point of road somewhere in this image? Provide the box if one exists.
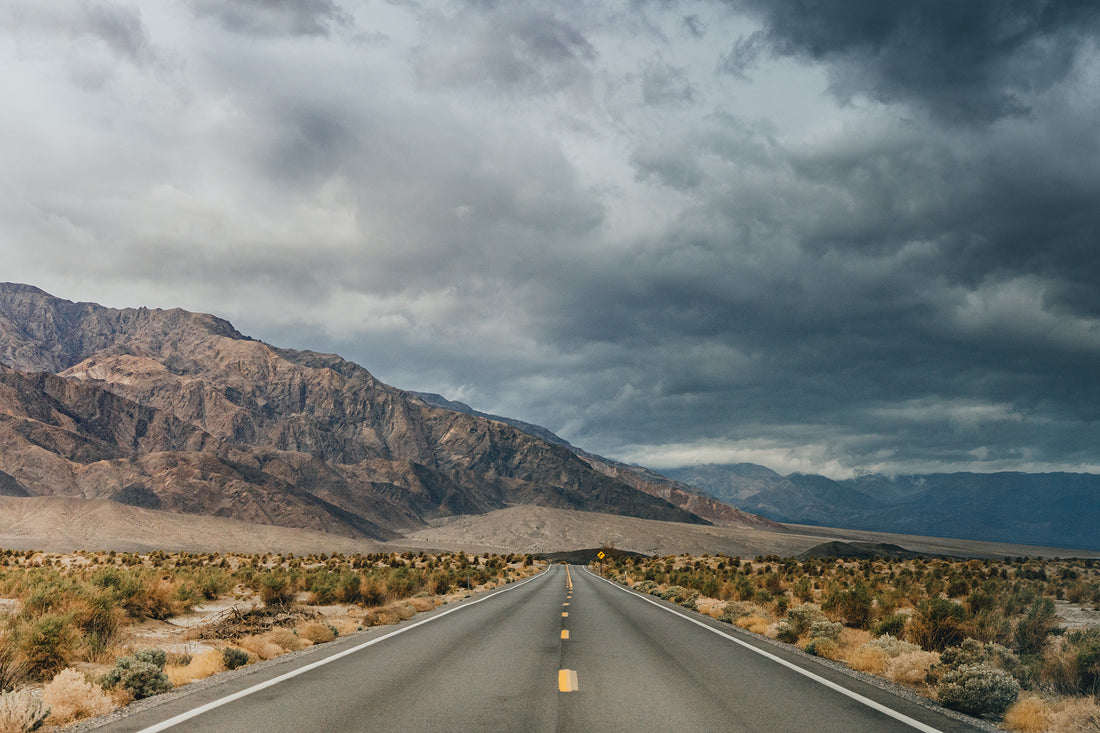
[89,564,982,732]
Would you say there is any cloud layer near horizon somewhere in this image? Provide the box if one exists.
[2,0,1099,477]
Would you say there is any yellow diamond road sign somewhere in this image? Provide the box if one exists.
[597,551,605,559]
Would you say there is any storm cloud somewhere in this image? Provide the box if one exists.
[2,0,1099,478]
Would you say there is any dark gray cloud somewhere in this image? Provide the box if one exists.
[415,4,597,95]
[726,0,1100,122]
[189,0,350,38]
[3,1,1100,478]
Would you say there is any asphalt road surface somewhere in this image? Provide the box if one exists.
[90,565,982,732]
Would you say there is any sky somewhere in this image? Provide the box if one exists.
[2,1,1100,479]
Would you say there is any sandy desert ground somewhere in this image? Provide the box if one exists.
[5,496,1096,559]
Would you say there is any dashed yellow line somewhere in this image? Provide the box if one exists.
[561,630,569,639]
[566,565,573,590]
[563,602,569,606]
[562,612,568,617]
[558,669,578,692]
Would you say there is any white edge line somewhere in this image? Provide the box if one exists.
[584,567,945,733]
[137,566,553,733]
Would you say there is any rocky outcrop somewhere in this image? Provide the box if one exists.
[0,283,706,538]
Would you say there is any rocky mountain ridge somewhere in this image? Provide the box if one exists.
[0,283,715,539]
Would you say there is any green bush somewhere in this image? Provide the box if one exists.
[809,620,843,641]
[18,614,75,681]
[936,663,1019,717]
[907,598,967,651]
[822,583,873,629]
[786,604,827,637]
[1015,598,1056,655]
[222,648,249,671]
[805,637,839,658]
[1043,628,1100,695]
[102,649,171,699]
[872,613,908,638]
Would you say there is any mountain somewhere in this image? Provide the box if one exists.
[0,283,708,540]
[411,393,781,529]
[663,462,1100,551]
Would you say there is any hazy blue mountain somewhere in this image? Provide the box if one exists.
[664,463,1099,551]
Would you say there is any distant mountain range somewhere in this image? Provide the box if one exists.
[662,463,1100,552]
[0,283,780,542]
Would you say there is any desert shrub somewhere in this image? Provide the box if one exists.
[866,634,923,657]
[337,572,362,604]
[884,651,940,685]
[238,636,282,660]
[734,616,769,635]
[1003,697,1049,733]
[849,635,922,675]
[0,637,26,694]
[1015,598,1057,655]
[936,663,1019,717]
[256,573,295,607]
[42,668,112,724]
[0,688,48,733]
[190,568,232,600]
[907,598,967,651]
[359,576,388,607]
[935,639,1024,686]
[718,602,755,624]
[165,650,225,687]
[786,604,827,637]
[805,637,840,659]
[969,609,1014,645]
[632,580,658,594]
[18,614,75,681]
[407,597,434,613]
[1043,628,1100,695]
[872,613,908,638]
[299,622,336,645]
[1048,698,1100,733]
[222,648,249,671]
[265,628,305,652]
[822,583,873,629]
[848,644,890,674]
[775,622,800,644]
[101,650,171,700]
[809,620,842,642]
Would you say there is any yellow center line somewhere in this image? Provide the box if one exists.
[562,612,568,617]
[561,630,569,639]
[558,669,579,692]
[563,602,569,606]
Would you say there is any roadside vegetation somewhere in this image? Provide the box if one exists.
[0,548,540,731]
[600,553,1100,731]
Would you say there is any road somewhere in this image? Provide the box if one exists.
[91,565,982,732]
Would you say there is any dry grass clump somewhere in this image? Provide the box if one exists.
[1048,698,1100,733]
[1003,697,1050,732]
[299,622,336,645]
[265,627,306,652]
[847,644,891,675]
[363,603,416,627]
[407,597,436,613]
[735,616,769,635]
[165,649,225,687]
[848,634,937,684]
[42,668,113,725]
[239,635,284,661]
[0,689,47,733]
[884,651,940,685]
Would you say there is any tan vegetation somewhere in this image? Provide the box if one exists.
[607,553,1100,728]
[0,547,542,730]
